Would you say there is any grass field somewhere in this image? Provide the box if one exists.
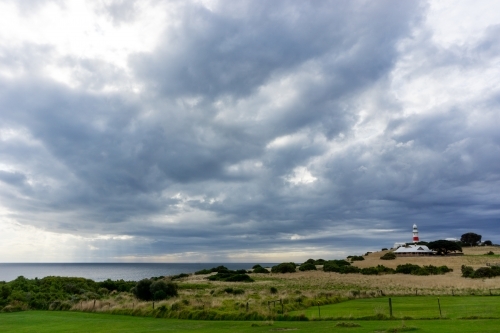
[290,295,500,320]
[57,247,500,320]
[2,311,500,333]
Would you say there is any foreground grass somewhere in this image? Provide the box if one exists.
[291,296,500,319]
[2,311,500,333]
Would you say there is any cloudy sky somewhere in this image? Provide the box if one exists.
[0,0,499,262]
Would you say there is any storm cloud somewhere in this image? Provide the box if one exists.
[0,0,499,262]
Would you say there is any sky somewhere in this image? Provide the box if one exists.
[0,0,499,263]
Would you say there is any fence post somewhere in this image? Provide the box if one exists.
[389,298,393,318]
[438,298,442,318]
[415,289,417,296]
[317,302,320,318]
[246,302,249,312]
[281,299,284,314]
[93,299,95,310]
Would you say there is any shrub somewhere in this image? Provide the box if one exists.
[375,265,395,274]
[298,263,317,271]
[396,264,421,275]
[270,287,278,294]
[252,264,262,269]
[314,259,326,265]
[253,266,269,274]
[461,265,474,278]
[339,265,360,274]
[380,252,396,260]
[271,263,296,273]
[323,260,351,273]
[150,280,178,300]
[323,262,340,272]
[484,240,493,246]
[486,251,495,255]
[382,248,388,251]
[305,259,316,264]
[194,269,212,275]
[171,273,190,280]
[208,273,254,282]
[473,267,496,278]
[360,267,379,275]
[350,255,365,261]
[132,279,153,301]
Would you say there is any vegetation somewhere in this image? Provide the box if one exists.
[271,262,296,273]
[461,232,482,247]
[395,264,452,276]
[291,295,500,320]
[298,263,317,271]
[1,246,499,322]
[427,240,462,255]
[349,255,365,261]
[380,252,396,260]
[252,265,270,274]
[4,311,500,333]
[461,265,500,278]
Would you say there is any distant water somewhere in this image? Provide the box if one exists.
[0,263,276,282]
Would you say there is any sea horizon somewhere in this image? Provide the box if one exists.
[0,262,279,283]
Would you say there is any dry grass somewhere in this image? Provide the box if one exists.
[70,247,500,317]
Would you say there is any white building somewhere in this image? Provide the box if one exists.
[393,244,435,257]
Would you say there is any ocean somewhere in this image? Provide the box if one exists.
[0,263,276,282]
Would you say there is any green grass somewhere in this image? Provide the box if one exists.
[290,296,500,319]
[2,311,500,333]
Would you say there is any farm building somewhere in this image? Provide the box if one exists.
[393,244,436,257]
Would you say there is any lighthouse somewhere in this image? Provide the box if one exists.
[412,224,419,243]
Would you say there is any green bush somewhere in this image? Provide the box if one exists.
[461,265,474,278]
[207,273,254,282]
[323,262,340,272]
[380,252,396,260]
[171,273,190,280]
[298,263,317,271]
[360,267,379,275]
[150,280,178,300]
[271,263,296,273]
[350,256,365,261]
[252,266,269,274]
[339,265,360,274]
[270,287,278,294]
[132,279,153,301]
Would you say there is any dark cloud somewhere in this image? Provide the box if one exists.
[1,0,499,261]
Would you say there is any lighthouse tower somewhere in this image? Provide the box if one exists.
[412,224,419,243]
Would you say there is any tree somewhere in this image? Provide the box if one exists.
[298,262,317,271]
[428,240,462,255]
[271,262,296,273]
[461,232,482,247]
[132,279,153,301]
[380,252,396,260]
[150,280,178,300]
[484,240,493,246]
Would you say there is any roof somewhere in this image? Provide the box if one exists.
[393,244,435,253]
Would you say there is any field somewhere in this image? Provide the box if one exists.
[2,246,500,332]
[290,295,500,319]
[59,246,500,319]
[2,309,500,332]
